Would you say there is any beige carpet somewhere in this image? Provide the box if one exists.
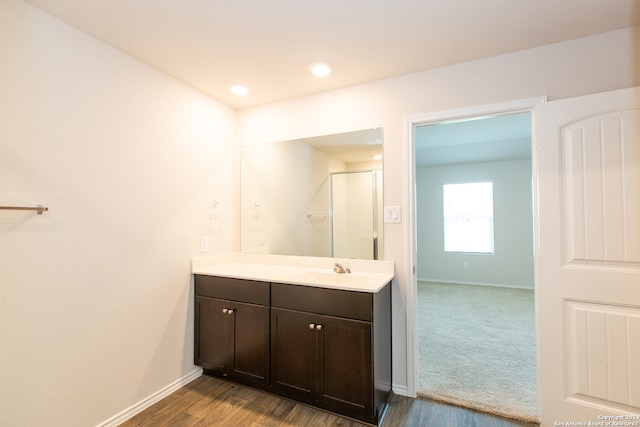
[417,281,538,423]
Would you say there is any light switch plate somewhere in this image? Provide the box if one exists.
[383,205,401,223]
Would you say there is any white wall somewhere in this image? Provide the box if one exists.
[0,1,236,426]
[416,159,534,288]
[238,26,640,393]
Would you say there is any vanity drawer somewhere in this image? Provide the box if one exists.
[271,282,373,321]
[195,275,270,305]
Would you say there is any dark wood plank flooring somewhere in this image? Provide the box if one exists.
[119,375,539,427]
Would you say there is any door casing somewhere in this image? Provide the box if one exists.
[403,96,546,405]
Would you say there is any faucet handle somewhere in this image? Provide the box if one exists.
[333,263,351,273]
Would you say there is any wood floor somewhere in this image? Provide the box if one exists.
[119,375,539,427]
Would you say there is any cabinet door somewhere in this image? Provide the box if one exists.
[271,308,317,402]
[317,315,373,418]
[230,301,270,388]
[195,296,232,374]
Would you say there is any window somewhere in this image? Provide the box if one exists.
[443,181,494,254]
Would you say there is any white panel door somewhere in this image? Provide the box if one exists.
[537,87,640,426]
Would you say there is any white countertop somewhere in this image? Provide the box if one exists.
[191,253,394,293]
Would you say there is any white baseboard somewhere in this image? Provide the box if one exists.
[418,277,533,290]
[392,383,411,397]
[96,367,203,427]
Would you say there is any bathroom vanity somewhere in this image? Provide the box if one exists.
[192,253,394,426]
[194,275,270,389]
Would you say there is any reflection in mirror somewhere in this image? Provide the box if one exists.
[241,129,383,260]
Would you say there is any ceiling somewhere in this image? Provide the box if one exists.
[414,112,531,167]
[25,0,640,109]
[302,128,383,164]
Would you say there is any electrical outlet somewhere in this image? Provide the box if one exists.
[200,236,209,252]
[463,262,469,270]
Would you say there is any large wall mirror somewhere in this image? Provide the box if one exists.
[241,128,384,260]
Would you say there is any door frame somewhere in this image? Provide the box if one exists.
[403,96,547,401]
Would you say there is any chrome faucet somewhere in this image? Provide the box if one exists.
[334,263,351,274]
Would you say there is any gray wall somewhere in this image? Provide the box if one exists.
[416,158,534,288]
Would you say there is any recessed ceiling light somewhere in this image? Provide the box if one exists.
[230,84,249,95]
[310,62,332,77]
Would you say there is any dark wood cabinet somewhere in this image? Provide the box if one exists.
[194,274,392,425]
[319,314,373,416]
[271,307,373,416]
[271,308,317,400]
[195,296,233,373]
[194,276,270,389]
[271,282,391,425]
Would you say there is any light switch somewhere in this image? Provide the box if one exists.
[383,205,401,223]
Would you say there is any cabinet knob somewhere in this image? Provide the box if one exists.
[227,308,234,314]
[315,324,323,331]
[222,308,228,314]
[309,323,316,330]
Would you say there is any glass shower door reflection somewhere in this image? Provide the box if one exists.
[331,170,380,260]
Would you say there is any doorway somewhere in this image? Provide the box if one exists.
[404,97,546,422]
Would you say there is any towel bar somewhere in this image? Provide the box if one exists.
[0,205,49,214]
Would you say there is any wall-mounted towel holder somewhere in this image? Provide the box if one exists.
[0,205,49,215]
[306,213,327,222]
